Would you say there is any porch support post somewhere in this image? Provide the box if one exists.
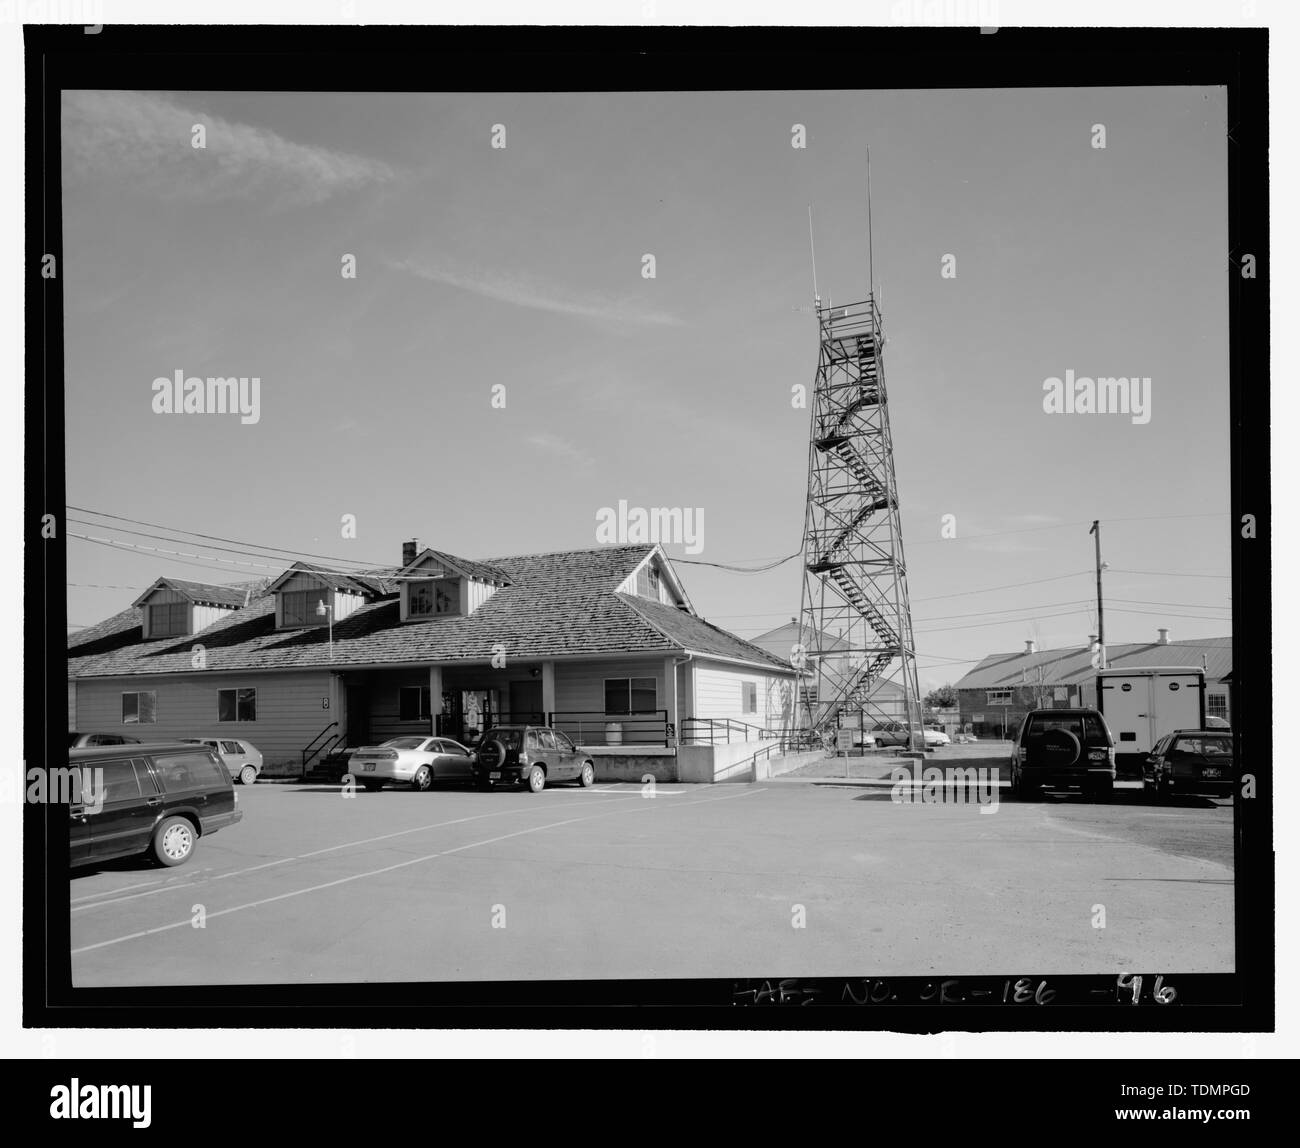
[541,660,556,721]
[429,665,443,735]
[665,657,679,747]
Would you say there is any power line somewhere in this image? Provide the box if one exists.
[1109,568,1231,580]
[911,571,1092,603]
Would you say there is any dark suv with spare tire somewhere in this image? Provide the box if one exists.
[473,724,597,793]
[1008,708,1116,801]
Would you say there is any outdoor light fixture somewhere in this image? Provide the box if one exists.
[316,598,334,661]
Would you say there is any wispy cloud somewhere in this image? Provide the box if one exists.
[388,256,682,328]
[526,432,595,468]
[62,90,395,207]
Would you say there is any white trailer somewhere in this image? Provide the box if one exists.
[1095,666,1206,766]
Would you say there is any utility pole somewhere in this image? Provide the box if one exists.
[1089,520,1106,670]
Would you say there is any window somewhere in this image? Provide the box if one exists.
[91,760,143,806]
[554,730,575,753]
[220,740,244,754]
[742,682,757,714]
[399,686,432,721]
[986,689,1012,705]
[526,729,542,750]
[604,677,657,715]
[536,729,557,750]
[122,691,157,725]
[148,601,189,637]
[217,688,257,723]
[636,564,662,599]
[281,587,328,627]
[409,578,459,617]
[1208,693,1228,721]
[151,751,227,792]
[1027,714,1108,742]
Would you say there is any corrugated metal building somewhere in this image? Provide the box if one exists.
[954,633,1232,739]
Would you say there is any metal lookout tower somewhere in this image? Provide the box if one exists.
[796,178,923,748]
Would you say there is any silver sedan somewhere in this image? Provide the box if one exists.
[347,736,476,792]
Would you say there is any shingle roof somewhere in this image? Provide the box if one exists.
[403,548,512,584]
[618,595,794,670]
[132,578,254,609]
[265,561,390,598]
[68,546,793,679]
[955,637,1232,690]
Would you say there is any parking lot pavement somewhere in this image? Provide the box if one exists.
[69,780,1234,986]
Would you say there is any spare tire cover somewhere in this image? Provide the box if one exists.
[1038,727,1081,766]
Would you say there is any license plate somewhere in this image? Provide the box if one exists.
[1203,767,1222,778]
[1088,750,1108,761]
[490,772,501,780]
[363,762,375,772]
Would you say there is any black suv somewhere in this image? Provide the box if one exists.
[1008,708,1116,801]
[67,742,243,868]
[473,724,597,793]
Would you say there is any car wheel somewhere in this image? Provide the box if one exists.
[153,816,195,867]
[239,764,258,786]
[525,765,546,793]
[412,765,433,791]
[578,761,595,788]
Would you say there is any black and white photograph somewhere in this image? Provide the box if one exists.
[11,2,1290,1094]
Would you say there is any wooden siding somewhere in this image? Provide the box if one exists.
[467,578,498,612]
[68,680,76,727]
[692,659,794,730]
[553,657,667,715]
[71,671,338,766]
[193,603,237,633]
[616,554,683,607]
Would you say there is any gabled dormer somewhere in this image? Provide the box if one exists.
[132,578,246,640]
[397,545,511,623]
[617,546,693,612]
[267,562,380,630]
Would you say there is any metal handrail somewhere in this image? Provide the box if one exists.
[301,720,339,771]
[680,717,774,745]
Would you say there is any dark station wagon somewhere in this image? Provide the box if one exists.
[1143,729,1235,800]
[67,741,243,868]
[472,724,597,793]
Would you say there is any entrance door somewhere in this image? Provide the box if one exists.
[346,680,370,747]
[509,680,544,724]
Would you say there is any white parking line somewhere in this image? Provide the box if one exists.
[71,792,648,912]
[71,786,764,954]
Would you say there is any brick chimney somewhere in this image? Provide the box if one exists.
[402,538,419,568]
[1024,640,1037,654]
[1157,628,1170,645]
[1088,634,1097,648]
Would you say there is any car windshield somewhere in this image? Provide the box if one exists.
[484,729,522,749]
[1028,715,1107,741]
[1173,735,1232,758]
[382,737,427,750]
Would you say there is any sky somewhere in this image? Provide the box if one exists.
[61,86,1231,688]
